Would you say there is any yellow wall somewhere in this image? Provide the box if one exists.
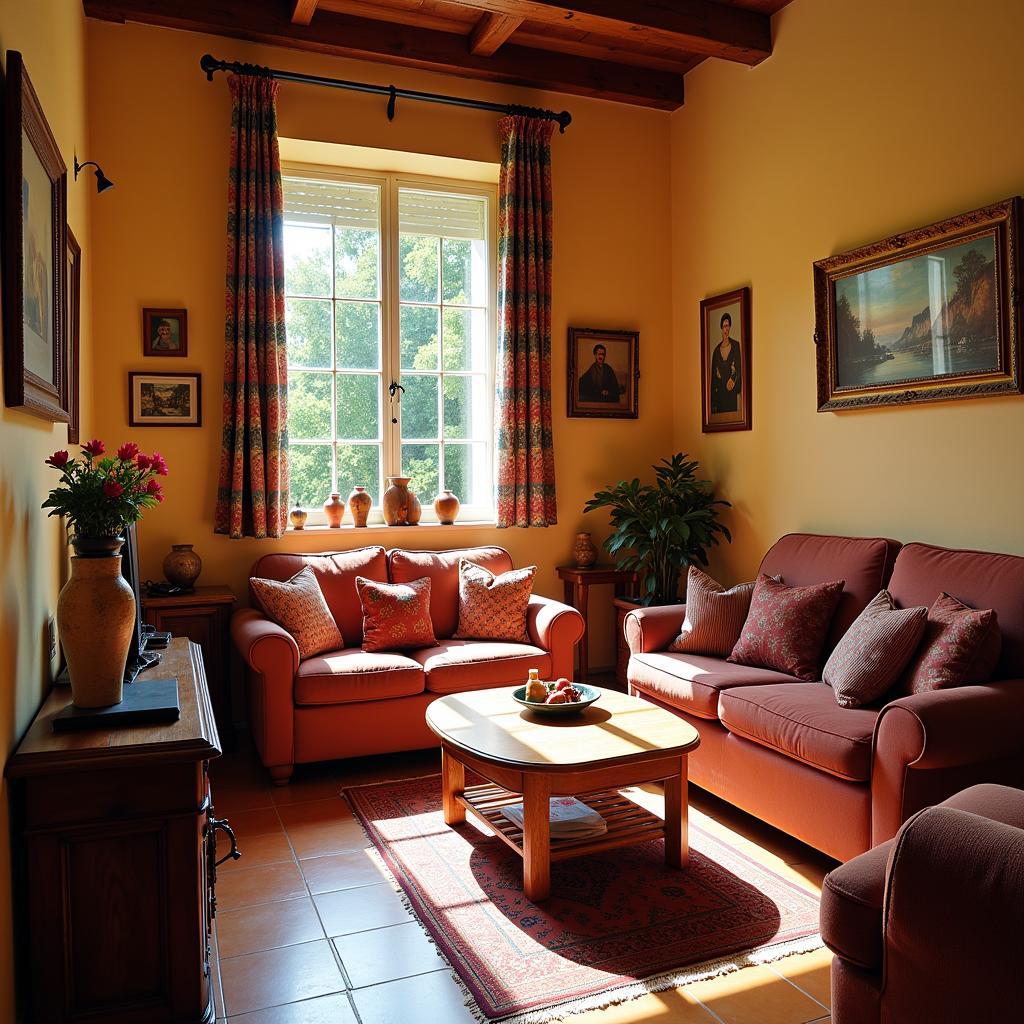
[672,0,1024,582]
[0,2,94,1016]
[86,20,673,670]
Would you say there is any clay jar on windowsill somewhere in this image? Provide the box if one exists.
[433,489,460,525]
[382,477,421,526]
[348,486,372,528]
[323,493,345,528]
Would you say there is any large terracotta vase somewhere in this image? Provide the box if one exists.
[348,486,372,528]
[433,489,460,525]
[382,476,419,526]
[163,543,202,590]
[58,538,136,708]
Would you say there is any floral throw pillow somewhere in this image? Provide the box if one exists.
[669,566,759,658]
[356,576,438,653]
[902,592,1002,695]
[727,574,845,681]
[823,590,928,708]
[250,566,343,660]
[454,559,536,643]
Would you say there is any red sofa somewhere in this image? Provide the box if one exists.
[232,545,584,783]
[625,533,1024,860]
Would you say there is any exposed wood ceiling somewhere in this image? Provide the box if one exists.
[83,0,792,110]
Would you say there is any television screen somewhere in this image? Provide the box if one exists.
[120,524,147,678]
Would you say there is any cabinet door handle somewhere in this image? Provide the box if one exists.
[211,817,241,866]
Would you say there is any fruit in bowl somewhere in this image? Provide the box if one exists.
[513,678,599,714]
[525,678,548,702]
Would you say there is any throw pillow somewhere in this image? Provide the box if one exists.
[250,566,343,660]
[355,576,438,653]
[823,590,928,708]
[454,559,536,643]
[902,592,1002,695]
[727,574,845,681]
[669,566,759,657]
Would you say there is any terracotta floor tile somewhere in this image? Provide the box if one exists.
[277,797,353,830]
[227,992,358,1023]
[217,861,307,912]
[334,748,439,786]
[300,848,390,895]
[685,964,826,1024]
[334,921,444,987]
[571,988,719,1023]
[220,806,284,839]
[769,947,833,1009]
[217,896,325,959]
[271,771,346,807]
[351,969,476,1024]
[211,923,225,1019]
[285,819,370,860]
[314,882,411,937]
[219,940,344,1017]
[218,831,295,874]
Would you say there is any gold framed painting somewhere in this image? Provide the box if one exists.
[567,327,639,419]
[701,287,751,432]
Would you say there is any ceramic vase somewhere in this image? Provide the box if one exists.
[58,539,135,708]
[163,544,202,589]
[348,486,372,528]
[433,489,460,525]
[324,493,345,528]
[407,489,422,525]
[289,504,308,531]
[382,476,418,526]
[573,532,598,568]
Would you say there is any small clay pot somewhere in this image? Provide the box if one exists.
[433,489,460,525]
[163,544,202,589]
[323,493,344,528]
[289,504,308,530]
[573,532,598,568]
[348,486,372,528]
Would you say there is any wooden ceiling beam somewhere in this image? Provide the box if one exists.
[82,0,685,108]
[290,0,319,25]
[449,0,771,65]
[469,12,524,56]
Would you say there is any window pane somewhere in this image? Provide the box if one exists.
[442,237,487,306]
[288,371,333,440]
[400,305,440,370]
[402,443,439,500]
[286,299,332,369]
[402,375,439,439]
[285,224,331,297]
[335,227,379,300]
[336,374,380,441]
[336,444,381,503]
[288,444,333,508]
[443,375,484,439]
[444,443,487,506]
[442,308,487,371]
[336,301,380,370]
[399,234,439,303]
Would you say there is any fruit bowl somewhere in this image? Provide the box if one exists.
[512,683,601,715]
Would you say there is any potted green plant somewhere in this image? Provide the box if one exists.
[584,452,731,607]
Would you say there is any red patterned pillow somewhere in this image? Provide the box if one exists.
[250,566,343,660]
[823,590,927,708]
[454,559,535,643]
[727,574,845,681]
[902,592,1002,695]
[355,576,438,653]
[669,566,758,657]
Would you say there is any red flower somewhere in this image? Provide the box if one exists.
[117,442,140,461]
[150,452,169,476]
[136,453,152,471]
[83,439,106,457]
[46,450,71,469]
[103,480,124,498]
[145,478,162,495]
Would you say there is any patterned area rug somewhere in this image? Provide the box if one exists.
[345,775,822,1023]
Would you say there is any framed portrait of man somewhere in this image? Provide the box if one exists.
[143,307,188,357]
[700,287,752,432]
[567,327,639,419]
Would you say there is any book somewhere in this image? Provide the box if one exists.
[501,796,607,840]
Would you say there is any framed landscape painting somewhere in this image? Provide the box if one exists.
[567,327,639,418]
[700,287,751,432]
[814,198,1023,410]
[129,372,201,427]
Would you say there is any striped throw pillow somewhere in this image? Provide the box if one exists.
[823,590,927,707]
[669,567,759,657]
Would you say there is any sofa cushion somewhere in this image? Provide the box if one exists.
[669,566,758,658]
[759,533,901,648]
[628,652,805,720]
[887,542,1024,679]
[718,682,878,781]
[295,649,424,705]
[414,640,550,694]
[250,547,388,648]
[388,547,513,639]
[356,576,438,652]
[250,567,343,660]
[454,560,535,642]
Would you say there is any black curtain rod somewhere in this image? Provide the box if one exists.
[199,54,572,133]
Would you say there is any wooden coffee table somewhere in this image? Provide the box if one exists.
[425,687,700,902]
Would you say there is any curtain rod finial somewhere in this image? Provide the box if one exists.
[557,111,572,133]
[200,54,219,81]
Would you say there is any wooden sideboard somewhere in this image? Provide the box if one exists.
[6,639,233,1023]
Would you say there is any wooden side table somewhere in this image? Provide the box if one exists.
[142,585,236,744]
[556,565,637,684]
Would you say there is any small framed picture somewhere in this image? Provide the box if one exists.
[142,307,188,357]
[129,372,201,427]
[567,327,639,418]
[701,287,752,432]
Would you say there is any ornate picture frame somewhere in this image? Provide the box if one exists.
[567,327,639,419]
[814,198,1023,411]
[128,372,202,427]
[142,307,188,357]
[700,287,752,432]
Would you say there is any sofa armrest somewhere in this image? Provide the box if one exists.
[871,682,1024,844]
[624,604,685,655]
[526,595,584,680]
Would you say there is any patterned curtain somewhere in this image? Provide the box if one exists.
[495,115,557,528]
[214,73,288,539]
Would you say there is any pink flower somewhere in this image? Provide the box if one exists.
[83,439,105,457]
[136,453,152,471]
[145,478,162,495]
[117,442,140,461]
[46,450,71,469]
[150,452,169,476]
[103,480,124,498]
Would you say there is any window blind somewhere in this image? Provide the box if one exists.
[399,189,486,241]
[283,177,379,230]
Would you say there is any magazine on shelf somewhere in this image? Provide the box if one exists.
[501,796,608,839]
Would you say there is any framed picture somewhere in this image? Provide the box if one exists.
[66,227,82,444]
[700,287,752,432]
[814,197,1023,411]
[567,327,639,418]
[143,307,188,357]
[2,51,68,422]
[128,372,202,427]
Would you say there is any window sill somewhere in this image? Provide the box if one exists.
[288,519,499,535]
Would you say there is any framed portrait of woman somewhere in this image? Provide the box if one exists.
[700,287,751,432]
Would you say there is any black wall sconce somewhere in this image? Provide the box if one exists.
[74,156,114,194]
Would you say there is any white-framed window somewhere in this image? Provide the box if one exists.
[282,166,496,525]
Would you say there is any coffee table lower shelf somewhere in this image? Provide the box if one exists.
[458,782,666,861]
